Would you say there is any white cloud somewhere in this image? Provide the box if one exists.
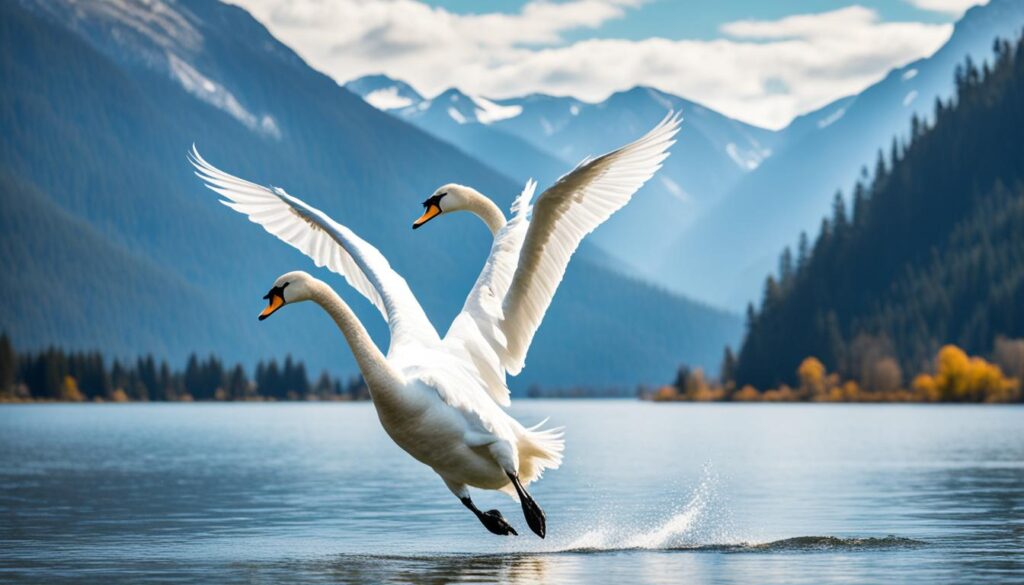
[229,0,954,129]
[904,0,986,16]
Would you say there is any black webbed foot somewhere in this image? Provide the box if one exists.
[480,509,518,536]
[508,473,546,538]
[461,496,518,536]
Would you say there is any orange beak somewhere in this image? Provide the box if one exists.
[412,204,441,230]
[258,293,285,321]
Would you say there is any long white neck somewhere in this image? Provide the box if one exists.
[308,280,403,394]
[463,188,507,235]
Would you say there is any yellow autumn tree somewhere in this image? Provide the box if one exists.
[652,385,679,402]
[732,385,761,401]
[763,384,798,401]
[60,375,84,402]
[914,345,1020,402]
[797,357,827,399]
[840,380,862,402]
[911,373,940,401]
[682,368,724,401]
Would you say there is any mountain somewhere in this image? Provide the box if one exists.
[348,78,780,278]
[343,79,573,208]
[0,0,740,390]
[344,74,423,111]
[658,0,1024,309]
[734,34,1024,388]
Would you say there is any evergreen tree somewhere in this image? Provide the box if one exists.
[778,247,794,287]
[137,356,158,401]
[226,364,248,401]
[313,371,334,399]
[831,191,848,232]
[0,333,15,397]
[796,231,810,271]
[184,354,200,398]
[852,182,867,226]
[720,346,737,385]
[158,361,173,400]
[745,303,756,333]
[874,149,887,184]
[110,359,129,398]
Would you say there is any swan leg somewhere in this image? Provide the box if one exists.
[485,440,547,539]
[445,479,517,536]
[507,472,546,539]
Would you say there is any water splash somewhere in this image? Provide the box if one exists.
[555,461,727,552]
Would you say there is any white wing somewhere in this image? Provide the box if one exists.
[499,112,681,375]
[188,146,439,353]
[444,180,536,406]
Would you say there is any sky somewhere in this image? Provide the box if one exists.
[229,0,986,129]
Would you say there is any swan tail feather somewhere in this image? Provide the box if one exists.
[515,419,565,487]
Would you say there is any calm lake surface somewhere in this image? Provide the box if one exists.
[0,402,1021,584]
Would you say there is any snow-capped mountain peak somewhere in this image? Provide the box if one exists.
[346,77,522,125]
[22,0,282,139]
[344,74,423,111]
[412,88,523,125]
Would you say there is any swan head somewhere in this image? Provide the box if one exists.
[412,184,477,229]
[258,270,315,321]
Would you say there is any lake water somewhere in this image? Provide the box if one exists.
[0,402,1021,584]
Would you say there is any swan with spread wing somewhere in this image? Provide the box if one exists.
[188,112,680,538]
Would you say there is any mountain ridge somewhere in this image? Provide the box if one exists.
[346,76,781,277]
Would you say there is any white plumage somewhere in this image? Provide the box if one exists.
[188,111,680,537]
[442,112,682,392]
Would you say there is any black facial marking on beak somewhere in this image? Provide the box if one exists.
[259,282,289,321]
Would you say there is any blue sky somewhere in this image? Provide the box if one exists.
[426,0,959,40]
[231,0,983,128]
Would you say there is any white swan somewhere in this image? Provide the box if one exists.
[414,113,681,402]
[187,112,679,538]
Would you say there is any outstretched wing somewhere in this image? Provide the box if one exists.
[445,180,536,406]
[499,112,681,375]
[189,146,439,352]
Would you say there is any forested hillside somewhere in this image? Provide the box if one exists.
[736,34,1024,389]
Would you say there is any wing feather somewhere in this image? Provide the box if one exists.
[189,146,439,352]
[500,112,681,374]
[444,179,536,406]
